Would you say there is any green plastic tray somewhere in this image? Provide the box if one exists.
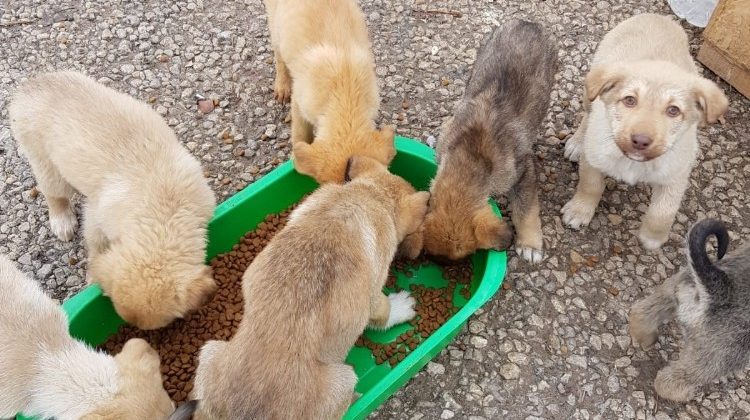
[17,137,507,420]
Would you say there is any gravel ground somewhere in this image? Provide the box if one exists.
[2,0,749,419]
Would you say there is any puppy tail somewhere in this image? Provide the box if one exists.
[688,219,731,305]
[169,400,199,420]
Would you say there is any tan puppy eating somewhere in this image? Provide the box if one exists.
[9,71,217,330]
[263,0,395,184]
[169,156,429,420]
[562,14,729,249]
[0,254,174,420]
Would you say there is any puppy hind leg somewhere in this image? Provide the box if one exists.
[316,363,358,420]
[291,99,314,145]
[561,156,605,230]
[24,147,77,241]
[510,155,543,263]
[273,51,292,104]
[654,339,746,402]
[639,182,688,250]
[629,275,680,348]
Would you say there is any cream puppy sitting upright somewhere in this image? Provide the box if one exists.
[0,254,174,420]
[562,13,728,249]
[9,71,217,329]
[264,0,395,184]
[169,157,429,420]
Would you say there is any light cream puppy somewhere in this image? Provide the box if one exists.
[264,0,395,184]
[0,254,173,420]
[169,157,429,420]
[562,13,728,249]
[9,71,217,330]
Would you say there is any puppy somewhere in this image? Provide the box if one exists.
[415,20,556,263]
[629,219,750,401]
[9,71,217,330]
[169,156,429,420]
[264,0,395,184]
[0,254,174,419]
[562,14,729,249]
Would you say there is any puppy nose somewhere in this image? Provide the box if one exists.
[630,134,652,150]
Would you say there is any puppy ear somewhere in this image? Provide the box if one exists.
[693,78,729,125]
[398,229,424,259]
[374,125,396,165]
[398,191,430,237]
[182,267,217,312]
[345,155,386,180]
[585,65,623,102]
[292,142,320,179]
[472,205,513,251]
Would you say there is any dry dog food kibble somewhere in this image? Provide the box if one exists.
[101,200,472,403]
[100,207,296,404]
[357,256,473,368]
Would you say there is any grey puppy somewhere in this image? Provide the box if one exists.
[414,19,557,264]
[630,219,750,401]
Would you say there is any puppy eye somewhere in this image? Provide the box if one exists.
[622,96,637,107]
[666,105,681,117]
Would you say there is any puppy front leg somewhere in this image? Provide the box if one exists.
[561,157,605,229]
[291,99,314,145]
[368,291,416,330]
[629,275,679,348]
[510,155,543,263]
[639,181,687,250]
[564,90,591,162]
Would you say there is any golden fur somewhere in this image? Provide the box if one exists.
[9,71,217,330]
[177,157,428,419]
[264,0,395,184]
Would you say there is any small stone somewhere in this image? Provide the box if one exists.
[470,336,487,348]
[499,363,520,380]
[567,355,587,369]
[607,214,623,225]
[427,361,445,375]
[614,356,631,368]
[65,275,81,287]
[570,250,584,263]
[608,287,620,296]
[198,99,215,114]
[440,410,455,419]
[426,135,437,148]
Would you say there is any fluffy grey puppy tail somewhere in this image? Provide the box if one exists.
[688,219,731,306]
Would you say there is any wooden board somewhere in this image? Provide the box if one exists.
[697,0,750,99]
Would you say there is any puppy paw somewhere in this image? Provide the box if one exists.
[515,246,544,264]
[384,291,416,329]
[655,367,697,402]
[638,227,667,250]
[49,208,78,241]
[561,198,595,229]
[628,309,659,348]
[564,133,583,162]
[273,77,291,104]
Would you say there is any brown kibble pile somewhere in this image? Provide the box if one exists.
[358,256,473,368]
[101,198,474,403]
[100,206,295,404]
